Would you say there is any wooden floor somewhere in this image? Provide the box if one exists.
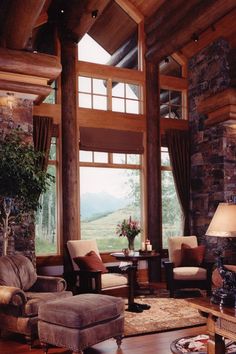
[0,325,206,354]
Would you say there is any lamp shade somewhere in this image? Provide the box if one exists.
[206,203,236,237]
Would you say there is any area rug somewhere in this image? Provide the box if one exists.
[124,297,206,337]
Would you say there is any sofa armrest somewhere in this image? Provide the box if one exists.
[29,275,67,292]
[0,286,26,306]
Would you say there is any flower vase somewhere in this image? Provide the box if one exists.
[128,237,135,252]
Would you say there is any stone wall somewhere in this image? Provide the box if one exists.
[0,96,35,261]
[188,38,236,260]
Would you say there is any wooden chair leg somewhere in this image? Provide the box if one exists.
[41,342,49,354]
[114,335,123,349]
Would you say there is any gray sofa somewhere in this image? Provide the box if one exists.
[0,254,72,346]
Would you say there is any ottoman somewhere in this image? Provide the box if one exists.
[38,293,125,354]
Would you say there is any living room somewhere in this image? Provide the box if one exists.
[0,1,236,353]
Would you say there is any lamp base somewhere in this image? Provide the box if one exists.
[211,287,236,307]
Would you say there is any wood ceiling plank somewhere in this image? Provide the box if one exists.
[146,0,236,62]
[2,0,46,50]
[129,0,165,18]
[88,1,137,54]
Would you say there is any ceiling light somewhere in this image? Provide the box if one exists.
[191,33,199,42]
[91,10,98,18]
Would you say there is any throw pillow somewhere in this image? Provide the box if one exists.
[181,243,205,266]
[73,251,108,273]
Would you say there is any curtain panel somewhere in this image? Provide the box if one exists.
[33,116,53,171]
[166,129,190,235]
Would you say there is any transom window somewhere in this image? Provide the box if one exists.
[160,89,183,119]
[78,76,142,114]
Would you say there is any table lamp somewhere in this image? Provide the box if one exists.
[206,202,236,307]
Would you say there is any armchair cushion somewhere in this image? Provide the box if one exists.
[0,255,37,291]
[73,251,108,274]
[101,273,128,289]
[173,267,207,280]
[181,244,205,266]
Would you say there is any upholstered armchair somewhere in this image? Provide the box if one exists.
[163,236,212,297]
[0,254,72,346]
[66,240,135,301]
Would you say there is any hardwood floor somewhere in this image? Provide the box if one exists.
[0,325,206,354]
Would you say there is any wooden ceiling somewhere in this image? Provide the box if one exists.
[0,0,236,63]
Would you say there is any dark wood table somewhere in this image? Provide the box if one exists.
[111,251,160,312]
[188,297,236,354]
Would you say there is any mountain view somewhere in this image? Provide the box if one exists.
[80,192,128,220]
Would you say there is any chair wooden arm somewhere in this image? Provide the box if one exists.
[76,269,102,293]
[163,260,174,291]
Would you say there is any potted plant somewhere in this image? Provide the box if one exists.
[0,129,53,255]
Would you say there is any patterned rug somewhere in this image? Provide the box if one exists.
[124,296,206,337]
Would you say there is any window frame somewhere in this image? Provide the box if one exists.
[79,150,144,251]
[35,131,61,257]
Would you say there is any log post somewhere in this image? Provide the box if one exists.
[146,61,162,281]
[60,38,79,245]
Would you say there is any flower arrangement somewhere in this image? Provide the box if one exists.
[116,216,141,250]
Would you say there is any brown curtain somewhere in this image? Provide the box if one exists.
[166,129,190,235]
[80,127,144,154]
[33,116,53,171]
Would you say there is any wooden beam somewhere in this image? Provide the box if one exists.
[78,60,145,84]
[160,118,188,135]
[61,0,110,43]
[106,33,137,67]
[181,7,236,58]
[146,0,236,62]
[145,0,187,35]
[61,38,80,243]
[0,47,61,80]
[114,0,144,23]
[197,88,236,115]
[34,12,48,28]
[33,103,61,124]
[160,75,188,91]
[78,107,145,131]
[0,79,51,104]
[197,88,236,126]
[146,61,161,281]
[2,0,46,50]
[146,0,202,49]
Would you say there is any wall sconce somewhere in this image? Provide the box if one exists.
[91,10,98,18]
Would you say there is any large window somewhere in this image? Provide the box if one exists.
[35,137,58,255]
[79,151,142,251]
[161,147,182,248]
